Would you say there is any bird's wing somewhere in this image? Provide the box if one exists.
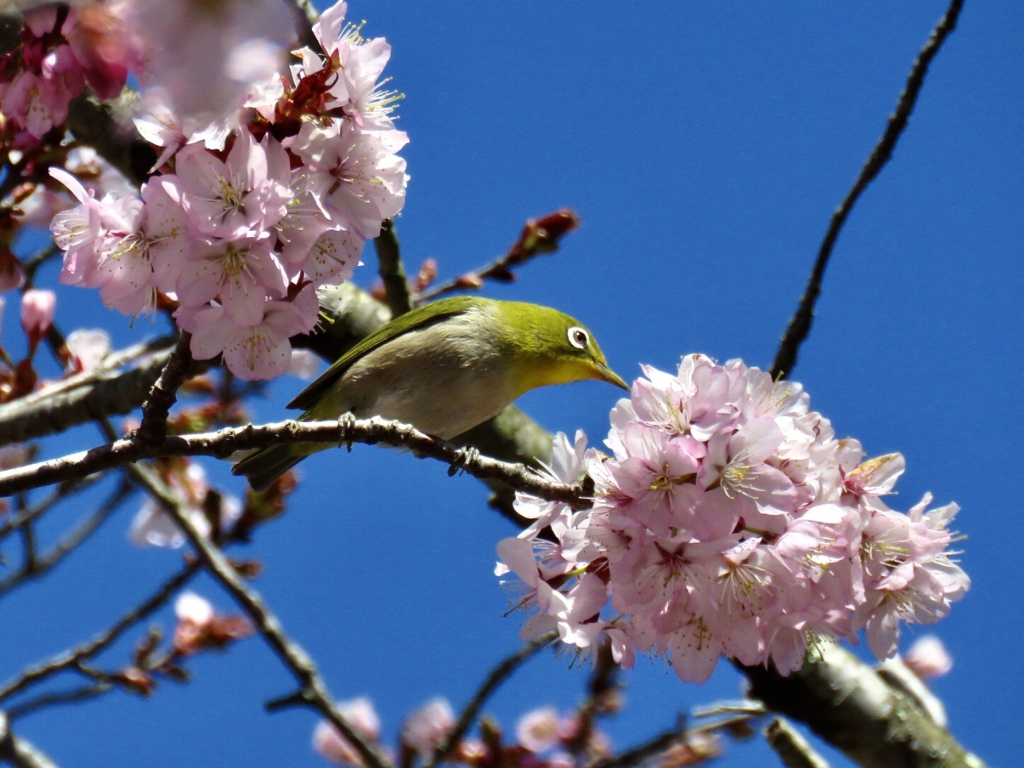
[287,296,482,411]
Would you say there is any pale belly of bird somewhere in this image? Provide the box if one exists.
[364,363,517,439]
[326,313,518,439]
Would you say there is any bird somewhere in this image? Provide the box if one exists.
[232,295,628,491]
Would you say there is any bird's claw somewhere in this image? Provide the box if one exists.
[337,413,357,452]
[448,446,480,477]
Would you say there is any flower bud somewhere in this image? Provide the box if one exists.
[21,288,56,351]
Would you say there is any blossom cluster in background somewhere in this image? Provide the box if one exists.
[312,697,633,768]
[0,3,129,145]
[498,354,970,683]
[2,0,408,380]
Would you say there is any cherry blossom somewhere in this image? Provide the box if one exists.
[516,708,560,753]
[903,635,953,680]
[0,5,131,141]
[175,289,317,381]
[498,355,969,683]
[129,460,242,547]
[175,591,214,627]
[64,328,110,372]
[401,698,455,756]
[173,132,290,240]
[313,697,384,766]
[172,590,252,655]
[42,0,410,379]
[125,0,295,126]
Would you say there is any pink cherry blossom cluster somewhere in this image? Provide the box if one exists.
[1,0,294,146]
[44,1,407,379]
[498,354,969,684]
[0,4,131,145]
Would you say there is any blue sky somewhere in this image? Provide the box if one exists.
[2,2,1021,767]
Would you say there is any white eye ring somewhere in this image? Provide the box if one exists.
[567,326,589,350]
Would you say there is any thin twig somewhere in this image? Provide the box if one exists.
[0,478,99,543]
[589,720,686,768]
[565,642,620,759]
[427,632,557,767]
[416,209,580,303]
[0,479,132,599]
[6,684,112,721]
[18,244,61,287]
[16,524,34,575]
[0,416,586,505]
[374,219,413,318]
[0,561,200,704]
[137,332,192,445]
[592,709,762,768]
[127,463,391,768]
[764,718,831,768]
[770,0,965,380]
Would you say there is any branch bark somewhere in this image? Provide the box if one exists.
[0,714,56,768]
[0,416,582,502]
[0,338,176,445]
[743,645,984,768]
[128,463,391,768]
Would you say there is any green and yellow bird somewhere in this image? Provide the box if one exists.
[232,296,628,490]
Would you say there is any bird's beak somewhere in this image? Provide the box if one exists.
[598,363,630,391]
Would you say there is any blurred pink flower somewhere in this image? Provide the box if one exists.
[401,698,454,755]
[313,697,381,766]
[904,635,953,680]
[127,0,295,126]
[515,707,559,753]
[64,328,110,372]
[286,349,322,380]
[175,591,214,627]
[129,461,241,548]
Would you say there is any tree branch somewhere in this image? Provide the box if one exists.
[0,337,176,445]
[0,282,553,525]
[742,644,985,768]
[65,90,156,187]
[374,219,413,318]
[770,0,964,380]
[136,332,192,445]
[764,718,831,768]
[0,416,583,503]
[0,477,100,544]
[416,209,580,303]
[0,562,201,705]
[592,706,764,768]
[5,685,111,722]
[0,479,131,599]
[127,463,391,768]
[0,714,56,768]
[427,632,557,767]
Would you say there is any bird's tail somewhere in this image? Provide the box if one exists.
[232,445,306,492]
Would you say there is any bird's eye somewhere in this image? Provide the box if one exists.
[567,326,589,350]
